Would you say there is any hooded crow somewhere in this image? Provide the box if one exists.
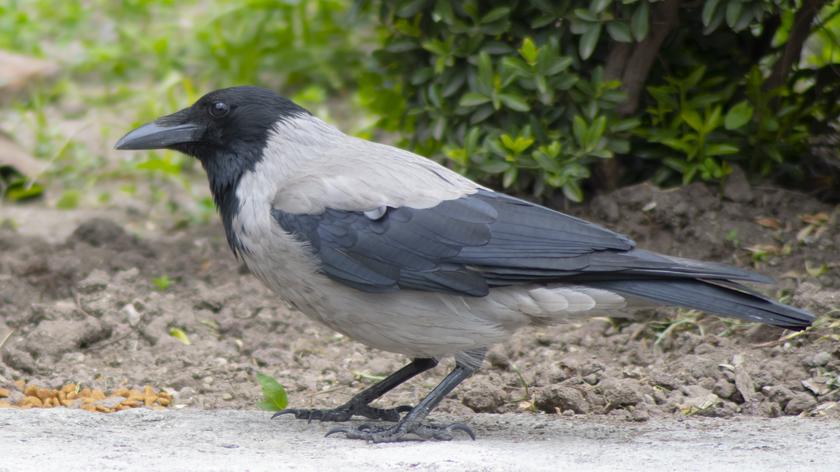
[116,86,814,442]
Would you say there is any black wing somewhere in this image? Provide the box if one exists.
[271,189,769,296]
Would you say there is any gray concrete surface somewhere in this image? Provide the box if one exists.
[0,409,838,471]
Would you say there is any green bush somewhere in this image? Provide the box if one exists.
[367,0,840,200]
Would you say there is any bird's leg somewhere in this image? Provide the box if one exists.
[326,349,485,442]
[273,357,438,422]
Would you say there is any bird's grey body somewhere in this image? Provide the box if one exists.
[232,115,629,361]
[116,86,814,442]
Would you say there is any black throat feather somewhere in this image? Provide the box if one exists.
[198,146,263,257]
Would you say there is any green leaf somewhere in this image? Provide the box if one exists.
[152,275,172,291]
[724,101,754,130]
[660,137,694,154]
[256,372,288,411]
[4,179,44,202]
[705,143,739,156]
[733,4,755,31]
[477,51,494,94]
[609,117,641,132]
[479,160,511,173]
[573,115,587,147]
[589,148,613,159]
[397,0,430,18]
[702,0,720,26]
[459,92,490,107]
[704,5,726,34]
[464,128,481,152]
[168,327,191,345]
[515,137,535,153]
[503,56,531,78]
[433,0,455,23]
[585,115,607,147]
[470,104,495,124]
[806,261,829,278]
[502,166,518,188]
[542,56,573,76]
[56,189,80,209]
[725,1,742,29]
[481,6,510,24]
[534,152,562,173]
[410,67,434,85]
[607,138,630,153]
[685,66,706,88]
[499,93,530,112]
[680,109,704,132]
[631,1,649,41]
[442,72,466,96]
[579,23,602,60]
[500,134,534,153]
[573,8,598,22]
[607,21,632,42]
[500,134,515,150]
[591,0,612,14]
[563,180,584,203]
[704,105,723,133]
[385,38,419,53]
[519,37,538,66]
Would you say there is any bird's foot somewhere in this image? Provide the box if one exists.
[325,421,475,443]
[272,403,413,423]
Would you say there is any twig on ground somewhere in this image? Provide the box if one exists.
[0,328,15,351]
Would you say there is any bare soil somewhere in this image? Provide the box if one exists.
[1,181,839,422]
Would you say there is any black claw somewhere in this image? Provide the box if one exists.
[445,423,476,440]
[271,409,300,420]
[325,426,350,438]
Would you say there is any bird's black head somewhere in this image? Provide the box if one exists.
[116,86,308,196]
[116,86,309,254]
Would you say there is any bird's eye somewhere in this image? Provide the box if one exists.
[209,101,230,118]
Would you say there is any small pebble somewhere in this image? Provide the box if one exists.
[811,352,832,367]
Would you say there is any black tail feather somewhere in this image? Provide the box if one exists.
[588,279,814,330]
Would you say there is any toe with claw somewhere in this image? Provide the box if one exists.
[272,403,413,423]
[326,421,475,443]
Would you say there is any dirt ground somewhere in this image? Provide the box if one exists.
[1,179,839,423]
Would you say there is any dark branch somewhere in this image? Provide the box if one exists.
[618,0,682,115]
[765,0,827,91]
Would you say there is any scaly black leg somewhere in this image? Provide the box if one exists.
[273,358,438,422]
[326,349,485,442]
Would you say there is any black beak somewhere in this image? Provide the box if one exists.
[115,118,204,150]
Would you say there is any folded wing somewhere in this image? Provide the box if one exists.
[271,189,770,295]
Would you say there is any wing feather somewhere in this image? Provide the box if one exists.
[272,189,770,296]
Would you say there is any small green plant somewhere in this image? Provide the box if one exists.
[650,310,706,347]
[0,168,44,202]
[352,371,387,382]
[152,275,172,291]
[168,327,191,345]
[256,372,289,411]
[636,66,739,185]
[55,189,81,209]
[724,228,740,247]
